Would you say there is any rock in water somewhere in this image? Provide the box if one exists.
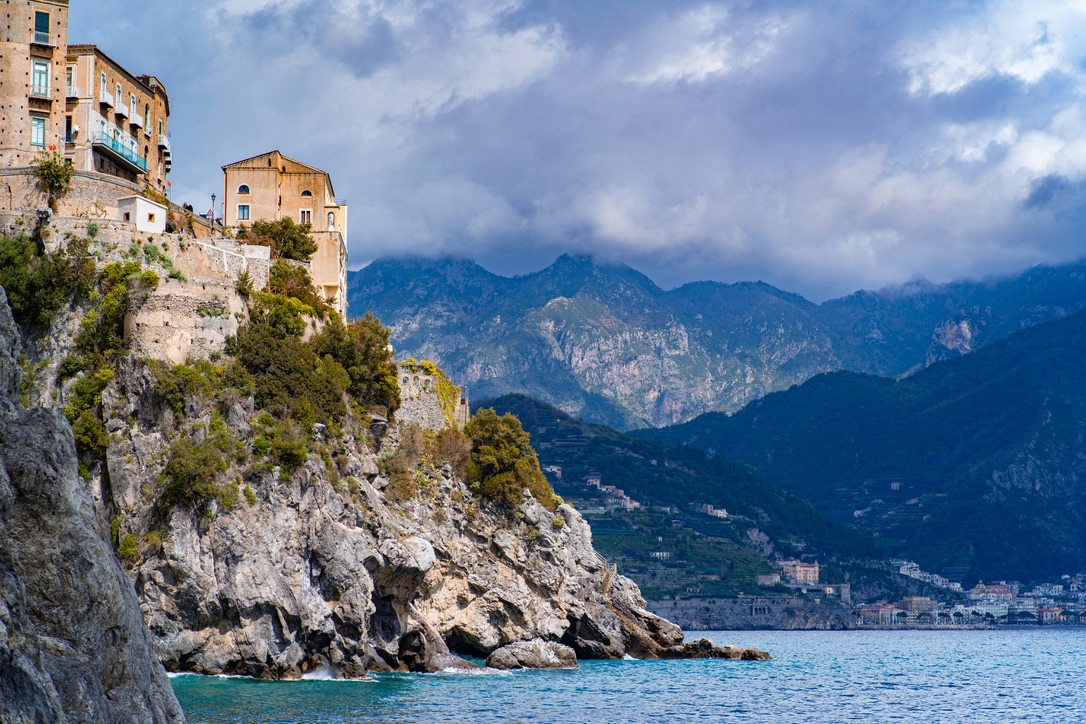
[486,640,578,670]
[0,288,185,723]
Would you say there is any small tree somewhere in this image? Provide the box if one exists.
[464,409,557,510]
[32,146,73,210]
[237,218,317,262]
[310,313,400,415]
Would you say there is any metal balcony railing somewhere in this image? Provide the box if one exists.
[33,31,51,45]
[30,84,50,99]
[91,132,148,172]
[66,85,79,98]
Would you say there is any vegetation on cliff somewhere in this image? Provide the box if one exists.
[0,232,95,330]
[464,408,558,511]
[237,217,317,261]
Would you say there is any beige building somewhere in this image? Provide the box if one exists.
[0,1,171,194]
[222,150,348,317]
[0,0,70,167]
[65,45,171,192]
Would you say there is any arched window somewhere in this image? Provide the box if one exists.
[238,184,250,194]
[327,211,335,229]
[301,189,313,197]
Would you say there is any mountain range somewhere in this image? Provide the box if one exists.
[348,254,1086,429]
[637,310,1086,584]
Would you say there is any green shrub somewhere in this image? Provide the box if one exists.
[57,354,87,381]
[86,221,99,238]
[228,297,346,424]
[464,409,556,510]
[160,435,230,511]
[116,533,138,562]
[237,217,317,262]
[269,260,328,314]
[151,360,222,417]
[310,313,400,415]
[140,269,160,287]
[32,148,73,202]
[0,233,96,329]
[143,243,160,264]
[269,418,308,472]
[72,409,109,458]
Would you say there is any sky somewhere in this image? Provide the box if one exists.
[71,0,1086,300]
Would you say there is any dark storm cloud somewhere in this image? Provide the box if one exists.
[71,0,1086,300]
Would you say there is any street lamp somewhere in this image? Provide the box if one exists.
[211,193,216,229]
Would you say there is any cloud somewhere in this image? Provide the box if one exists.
[69,0,1086,300]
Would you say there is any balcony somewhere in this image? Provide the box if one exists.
[130,115,144,131]
[99,90,114,108]
[30,84,51,100]
[91,132,148,174]
[115,102,129,119]
[32,31,52,46]
[158,134,170,152]
[66,85,79,98]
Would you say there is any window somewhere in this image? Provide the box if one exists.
[237,184,250,195]
[116,83,123,103]
[238,204,250,221]
[130,93,137,113]
[31,60,49,98]
[327,211,335,229]
[65,115,72,143]
[33,11,49,44]
[148,213,156,223]
[30,116,45,147]
[123,211,131,222]
[300,209,312,225]
[158,120,163,136]
[66,66,73,89]
[144,104,150,128]
[101,72,107,96]
[300,189,313,197]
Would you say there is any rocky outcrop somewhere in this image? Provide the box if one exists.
[92,349,765,677]
[486,639,577,669]
[0,288,185,723]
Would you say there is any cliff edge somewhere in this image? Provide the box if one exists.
[0,287,185,723]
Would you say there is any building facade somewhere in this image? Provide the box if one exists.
[0,1,171,194]
[0,0,70,168]
[222,150,348,316]
[65,45,171,192]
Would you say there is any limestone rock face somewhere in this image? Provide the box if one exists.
[486,639,577,669]
[0,288,185,724]
[93,350,724,678]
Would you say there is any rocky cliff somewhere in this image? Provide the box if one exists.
[101,362,748,677]
[0,288,185,723]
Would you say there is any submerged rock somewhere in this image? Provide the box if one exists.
[0,288,184,723]
[486,639,578,670]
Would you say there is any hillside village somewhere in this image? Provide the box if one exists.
[1,0,348,332]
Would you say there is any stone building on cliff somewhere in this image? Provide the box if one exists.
[222,150,348,317]
[0,0,172,217]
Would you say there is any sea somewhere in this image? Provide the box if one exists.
[171,629,1086,723]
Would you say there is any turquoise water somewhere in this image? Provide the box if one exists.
[172,630,1086,722]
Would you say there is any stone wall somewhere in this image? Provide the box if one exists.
[0,168,143,219]
[396,364,471,431]
[197,239,271,291]
[125,277,247,365]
